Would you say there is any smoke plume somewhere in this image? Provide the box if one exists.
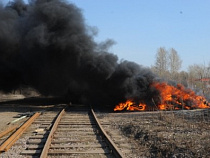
[0,0,157,106]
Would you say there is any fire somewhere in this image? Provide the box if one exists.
[114,82,209,111]
[114,100,146,111]
[153,82,209,110]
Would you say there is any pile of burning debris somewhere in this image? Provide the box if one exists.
[114,82,210,111]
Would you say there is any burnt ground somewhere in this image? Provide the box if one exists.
[0,94,210,157]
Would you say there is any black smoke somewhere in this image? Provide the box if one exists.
[0,0,157,106]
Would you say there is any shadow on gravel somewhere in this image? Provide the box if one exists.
[0,96,68,106]
[0,96,118,113]
[0,97,69,113]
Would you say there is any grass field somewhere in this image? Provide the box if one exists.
[117,110,210,157]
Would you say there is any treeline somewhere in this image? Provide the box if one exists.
[151,47,210,99]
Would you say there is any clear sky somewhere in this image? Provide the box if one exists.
[69,0,210,71]
[2,0,210,71]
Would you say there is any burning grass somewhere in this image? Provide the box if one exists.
[114,82,210,111]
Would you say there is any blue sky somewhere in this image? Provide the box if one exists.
[2,0,210,71]
[70,0,210,71]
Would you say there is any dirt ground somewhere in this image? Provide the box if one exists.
[97,109,210,158]
[0,94,58,135]
[0,94,26,132]
[0,112,23,132]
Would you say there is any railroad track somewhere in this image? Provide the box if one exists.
[19,105,124,157]
[0,112,41,153]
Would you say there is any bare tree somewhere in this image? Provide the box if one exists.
[205,61,210,78]
[188,64,205,80]
[188,64,203,89]
[188,63,210,96]
[178,71,189,87]
[154,47,168,78]
[168,48,182,80]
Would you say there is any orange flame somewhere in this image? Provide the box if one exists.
[153,82,209,110]
[114,82,209,111]
[114,100,146,111]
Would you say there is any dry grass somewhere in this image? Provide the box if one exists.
[116,110,210,157]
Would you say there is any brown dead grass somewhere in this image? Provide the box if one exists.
[119,110,210,157]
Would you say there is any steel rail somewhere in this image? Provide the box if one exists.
[40,108,65,158]
[0,125,18,139]
[91,108,125,158]
[0,112,40,152]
